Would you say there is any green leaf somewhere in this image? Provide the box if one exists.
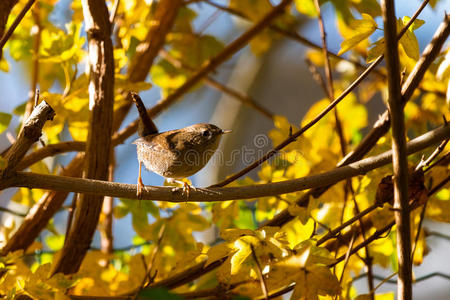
[338,14,378,55]
[0,112,12,134]
[234,202,256,229]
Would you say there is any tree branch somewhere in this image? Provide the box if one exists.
[1,155,84,255]
[51,0,115,275]
[0,100,55,178]
[1,0,183,257]
[0,0,34,56]
[1,125,447,203]
[211,2,445,188]
[382,1,412,298]
[264,12,450,228]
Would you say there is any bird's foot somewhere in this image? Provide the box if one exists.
[167,178,196,199]
[137,175,144,200]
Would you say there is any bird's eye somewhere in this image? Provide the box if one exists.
[202,130,211,137]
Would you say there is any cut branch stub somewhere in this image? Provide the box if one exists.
[1,100,55,177]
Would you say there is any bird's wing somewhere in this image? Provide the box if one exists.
[133,132,178,154]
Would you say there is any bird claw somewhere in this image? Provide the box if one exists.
[168,179,195,199]
[182,182,196,199]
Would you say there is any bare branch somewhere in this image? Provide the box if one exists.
[251,244,269,300]
[382,1,412,298]
[0,100,55,178]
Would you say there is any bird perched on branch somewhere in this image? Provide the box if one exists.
[130,92,231,198]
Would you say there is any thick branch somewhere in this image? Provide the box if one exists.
[382,1,412,299]
[52,0,115,275]
[2,125,448,203]
[1,0,183,257]
[127,0,181,82]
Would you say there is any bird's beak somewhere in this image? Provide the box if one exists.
[221,129,232,134]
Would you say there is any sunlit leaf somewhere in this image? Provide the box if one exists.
[338,14,378,55]
[397,18,419,61]
[294,0,317,17]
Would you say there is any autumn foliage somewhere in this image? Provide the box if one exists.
[0,0,449,299]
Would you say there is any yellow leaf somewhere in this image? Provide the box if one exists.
[338,14,378,55]
[397,18,419,60]
[230,238,253,275]
[283,219,315,248]
[367,38,385,62]
[205,243,232,267]
[294,0,317,17]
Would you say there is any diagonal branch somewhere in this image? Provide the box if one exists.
[263,12,450,228]
[0,0,35,56]
[210,2,444,189]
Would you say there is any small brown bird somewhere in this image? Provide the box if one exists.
[134,123,231,197]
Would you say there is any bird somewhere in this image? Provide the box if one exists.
[133,123,231,198]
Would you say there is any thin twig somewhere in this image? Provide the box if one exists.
[313,0,346,157]
[350,188,375,298]
[424,151,450,173]
[250,244,269,300]
[23,3,41,125]
[426,231,450,241]
[159,49,274,119]
[0,206,27,217]
[0,0,36,51]
[353,272,450,284]
[338,232,356,284]
[109,0,120,24]
[144,224,166,287]
[416,139,449,171]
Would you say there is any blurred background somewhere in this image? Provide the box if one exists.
[0,0,449,298]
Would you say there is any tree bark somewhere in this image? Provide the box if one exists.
[51,0,114,275]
